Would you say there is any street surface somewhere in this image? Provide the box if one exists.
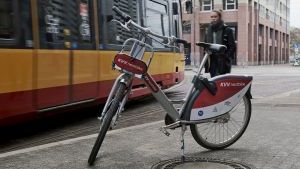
[0,64,300,169]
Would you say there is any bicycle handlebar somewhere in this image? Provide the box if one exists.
[112,6,131,22]
[175,38,188,45]
[112,6,188,46]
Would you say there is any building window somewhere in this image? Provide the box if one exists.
[182,21,191,34]
[200,0,213,11]
[184,0,193,14]
[270,29,273,38]
[259,5,266,19]
[224,0,237,10]
[259,25,263,37]
[266,9,269,20]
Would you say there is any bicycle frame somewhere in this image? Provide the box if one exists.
[102,29,252,129]
[102,35,253,131]
[88,7,255,166]
[100,31,207,122]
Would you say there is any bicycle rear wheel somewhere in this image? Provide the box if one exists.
[190,95,251,150]
[88,83,126,165]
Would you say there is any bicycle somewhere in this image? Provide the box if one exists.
[88,6,253,165]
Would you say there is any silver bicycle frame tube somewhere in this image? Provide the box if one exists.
[103,37,148,117]
[141,52,210,121]
[101,74,122,117]
[108,19,213,122]
[101,73,131,117]
[178,52,210,117]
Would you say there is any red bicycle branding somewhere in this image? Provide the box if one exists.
[117,58,143,71]
[193,76,252,109]
[144,73,159,92]
[220,82,246,87]
[114,53,148,75]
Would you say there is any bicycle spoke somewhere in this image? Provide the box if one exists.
[230,117,244,132]
[214,124,217,143]
[219,123,221,143]
[229,100,244,115]
[226,122,237,137]
[199,124,212,140]
[191,96,251,149]
[231,117,244,126]
[198,123,212,132]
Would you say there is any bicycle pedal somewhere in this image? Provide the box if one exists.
[159,127,170,136]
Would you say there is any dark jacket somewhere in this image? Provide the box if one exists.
[204,21,236,77]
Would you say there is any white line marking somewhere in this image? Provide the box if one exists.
[0,120,163,158]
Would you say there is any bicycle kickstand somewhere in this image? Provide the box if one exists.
[180,124,187,163]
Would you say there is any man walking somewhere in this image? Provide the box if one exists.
[204,10,236,77]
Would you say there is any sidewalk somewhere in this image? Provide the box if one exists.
[0,91,299,169]
[184,63,300,71]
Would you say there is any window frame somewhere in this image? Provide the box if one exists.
[77,0,95,49]
[0,0,22,48]
[145,0,170,36]
[38,0,95,50]
[144,0,172,51]
[225,0,237,11]
[98,0,172,52]
[182,21,191,34]
[200,0,213,12]
[98,0,141,50]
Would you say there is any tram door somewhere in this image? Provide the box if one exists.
[36,0,97,109]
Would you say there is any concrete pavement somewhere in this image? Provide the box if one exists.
[0,89,299,169]
[0,65,300,169]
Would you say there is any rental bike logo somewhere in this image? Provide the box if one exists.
[117,58,144,72]
[220,82,246,87]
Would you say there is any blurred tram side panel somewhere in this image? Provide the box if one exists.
[0,0,185,126]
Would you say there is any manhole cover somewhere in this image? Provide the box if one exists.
[152,157,255,169]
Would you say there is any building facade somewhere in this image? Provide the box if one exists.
[182,0,290,66]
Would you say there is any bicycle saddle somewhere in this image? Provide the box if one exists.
[196,42,226,53]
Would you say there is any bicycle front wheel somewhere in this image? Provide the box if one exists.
[88,83,126,165]
[190,95,251,150]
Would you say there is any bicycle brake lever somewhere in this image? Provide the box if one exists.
[166,36,176,46]
[111,19,130,31]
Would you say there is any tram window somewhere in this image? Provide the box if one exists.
[39,0,94,49]
[99,0,140,49]
[145,0,170,49]
[20,0,33,48]
[0,0,14,39]
[0,0,32,48]
[78,0,93,44]
[171,0,182,52]
[172,1,180,38]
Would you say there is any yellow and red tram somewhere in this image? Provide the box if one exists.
[0,0,185,126]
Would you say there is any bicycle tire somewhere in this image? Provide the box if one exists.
[88,83,126,165]
[190,95,251,150]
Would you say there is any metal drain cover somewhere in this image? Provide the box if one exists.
[152,157,254,169]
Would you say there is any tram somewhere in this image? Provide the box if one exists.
[0,0,185,126]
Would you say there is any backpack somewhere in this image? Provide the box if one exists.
[222,25,236,59]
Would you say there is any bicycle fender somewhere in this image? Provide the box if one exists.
[182,74,253,121]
